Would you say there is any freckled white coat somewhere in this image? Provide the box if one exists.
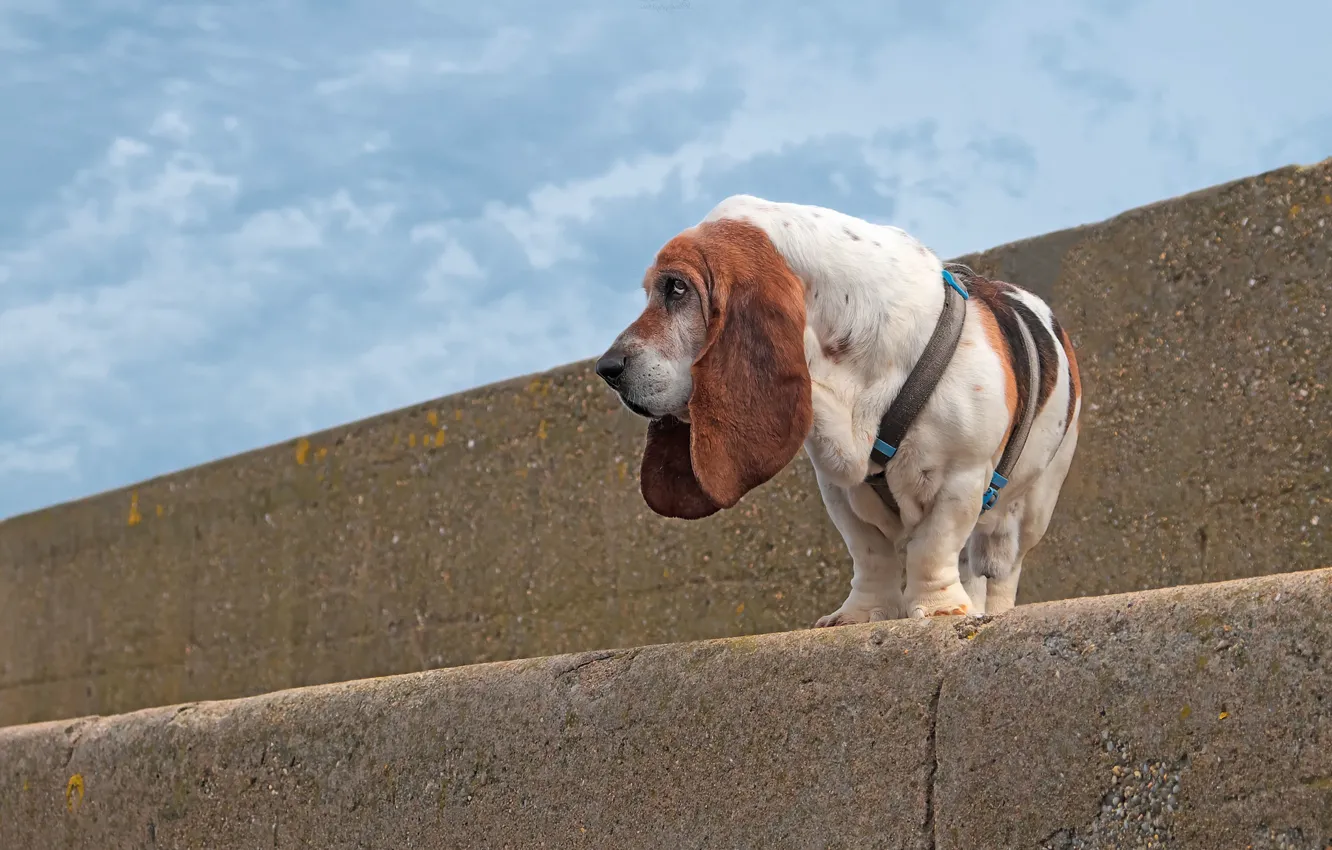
[701,195,1081,621]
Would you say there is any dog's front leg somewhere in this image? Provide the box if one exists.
[804,380,872,491]
[902,467,987,618]
[810,465,904,626]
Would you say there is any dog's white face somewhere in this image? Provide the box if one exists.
[595,247,709,421]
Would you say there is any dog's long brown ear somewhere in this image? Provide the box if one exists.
[640,415,721,519]
[639,220,812,517]
[688,246,812,508]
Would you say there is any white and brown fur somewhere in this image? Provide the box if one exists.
[595,195,1081,623]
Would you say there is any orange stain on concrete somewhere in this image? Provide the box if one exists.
[408,434,417,448]
[316,447,328,461]
[65,774,84,812]
[434,430,446,446]
[454,409,463,421]
[537,420,548,440]
[295,438,311,465]
[427,410,439,427]
[127,492,142,527]
[155,505,164,518]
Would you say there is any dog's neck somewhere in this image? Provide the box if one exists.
[806,262,943,374]
[768,224,947,385]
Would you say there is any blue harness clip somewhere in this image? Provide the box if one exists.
[867,438,898,471]
[981,471,1008,512]
[942,268,969,300]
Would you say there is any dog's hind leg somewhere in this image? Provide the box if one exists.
[981,422,1081,615]
[957,543,988,615]
[967,514,1023,616]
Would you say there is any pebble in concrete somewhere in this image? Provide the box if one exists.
[1042,733,1187,850]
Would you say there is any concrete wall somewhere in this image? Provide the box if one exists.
[1,160,1329,728]
[3,567,1330,849]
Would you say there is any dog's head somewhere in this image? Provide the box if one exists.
[595,218,813,519]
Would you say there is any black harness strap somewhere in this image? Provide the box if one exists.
[985,295,1042,510]
[864,264,1040,518]
[864,268,969,516]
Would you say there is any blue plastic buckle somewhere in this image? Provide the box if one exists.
[942,268,969,300]
[865,440,898,484]
[981,471,1008,512]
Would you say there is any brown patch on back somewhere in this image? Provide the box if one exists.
[965,272,1062,446]
[972,295,1019,446]
[638,219,813,517]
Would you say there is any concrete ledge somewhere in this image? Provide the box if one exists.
[4,569,1332,849]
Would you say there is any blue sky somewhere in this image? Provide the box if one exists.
[1,0,1329,520]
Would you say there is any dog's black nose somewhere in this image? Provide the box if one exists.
[596,350,627,385]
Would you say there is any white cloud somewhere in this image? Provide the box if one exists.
[149,110,192,143]
[314,27,533,95]
[486,151,689,269]
[234,207,325,252]
[0,438,78,476]
[418,256,485,304]
[611,66,706,106]
[317,190,395,235]
[107,137,153,168]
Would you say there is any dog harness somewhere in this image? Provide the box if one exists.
[863,264,1040,518]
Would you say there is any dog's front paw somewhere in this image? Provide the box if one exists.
[904,581,973,619]
[812,597,901,628]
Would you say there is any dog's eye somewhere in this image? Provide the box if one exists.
[666,279,688,300]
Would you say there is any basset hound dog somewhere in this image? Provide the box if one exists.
[595,195,1081,623]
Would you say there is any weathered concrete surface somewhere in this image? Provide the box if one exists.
[3,568,1331,849]
[2,160,1330,727]
[935,568,1332,850]
[0,614,960,850]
